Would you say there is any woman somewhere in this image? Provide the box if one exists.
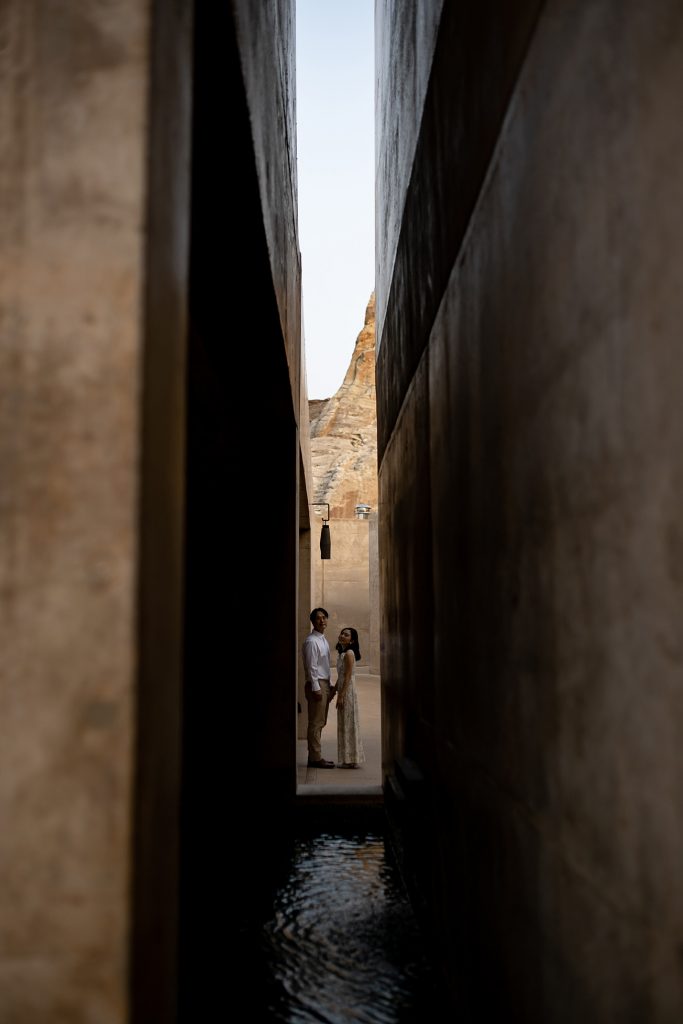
[334,627,365,769]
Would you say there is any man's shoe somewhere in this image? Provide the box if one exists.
[308,758,335,768]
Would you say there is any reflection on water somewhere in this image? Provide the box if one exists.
[238,824,445,1022]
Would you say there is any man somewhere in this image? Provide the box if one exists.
[302,607,336,768]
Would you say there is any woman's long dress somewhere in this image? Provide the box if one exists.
[336,652,365,765]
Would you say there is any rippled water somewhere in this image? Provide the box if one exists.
[237,824,445,1023]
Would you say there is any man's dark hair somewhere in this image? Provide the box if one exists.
[309,607,329,624]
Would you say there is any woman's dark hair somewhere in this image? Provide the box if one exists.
[336,626,361,661]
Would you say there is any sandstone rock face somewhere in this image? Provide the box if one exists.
[309,292,377,519]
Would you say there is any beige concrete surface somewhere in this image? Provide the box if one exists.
[297,673,382,796]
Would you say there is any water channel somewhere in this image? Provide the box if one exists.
[234,806,450,1022]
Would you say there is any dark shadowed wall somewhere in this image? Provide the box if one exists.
[376,1,683,1020]
[180,1,302,1017]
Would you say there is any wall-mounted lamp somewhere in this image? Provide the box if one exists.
[310,503,331,559]
[355,503,372,520]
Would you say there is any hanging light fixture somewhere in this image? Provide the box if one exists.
[310,503,331,559]
[320,522,331,559]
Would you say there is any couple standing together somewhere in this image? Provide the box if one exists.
[302,607,365,770]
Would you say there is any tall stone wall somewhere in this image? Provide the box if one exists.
[0,1,305,1020]
[376,2,683,1020]
[0,3,193,1020]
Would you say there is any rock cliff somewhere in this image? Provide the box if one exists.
[309,293,377,519]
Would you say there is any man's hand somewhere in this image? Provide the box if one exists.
[311,690,323,702]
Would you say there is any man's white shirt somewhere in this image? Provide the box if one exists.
[302,630,331,692]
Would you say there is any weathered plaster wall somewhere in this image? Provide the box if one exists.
[1,0,305,1019]
[377,1,683,1019]
[0,2,190,1021]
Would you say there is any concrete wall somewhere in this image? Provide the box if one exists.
[376,1,683,1020]
[1,1,305,1020]
[368,513,381,675]
[0,3,193,1021]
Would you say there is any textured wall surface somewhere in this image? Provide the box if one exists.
[0,3,152,1020]
[374,0,444,346]
[0,1,305,1020]
[376,1,683,1019]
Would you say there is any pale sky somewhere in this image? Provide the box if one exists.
[296,0,375,400]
